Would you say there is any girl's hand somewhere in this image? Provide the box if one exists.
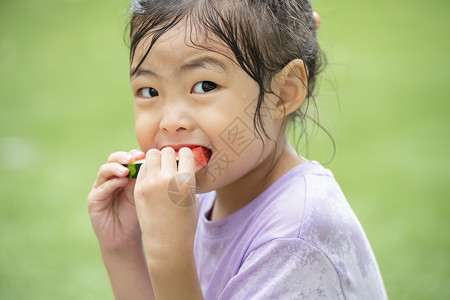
[134,147,199,260]
[88,149,145,253]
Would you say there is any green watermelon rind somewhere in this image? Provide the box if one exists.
[123,159,175,179]
[124,159,145,179]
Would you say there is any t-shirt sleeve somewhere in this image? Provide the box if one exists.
[218,238,345,300]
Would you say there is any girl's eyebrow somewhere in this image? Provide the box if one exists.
[130,56,231,80]
[178,57,231,76]
[130,68,158,79]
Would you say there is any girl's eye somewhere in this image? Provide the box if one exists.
[139,87,159,98]
[191,81,217,94]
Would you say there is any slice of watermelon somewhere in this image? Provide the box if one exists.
[124,146,211,179]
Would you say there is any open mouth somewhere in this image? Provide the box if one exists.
[124,146,212,179]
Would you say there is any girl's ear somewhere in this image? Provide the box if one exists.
[271,59,308,119]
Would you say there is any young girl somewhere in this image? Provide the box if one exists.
[88,0,388,299]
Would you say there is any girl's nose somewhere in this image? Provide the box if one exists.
[159,106,194,134]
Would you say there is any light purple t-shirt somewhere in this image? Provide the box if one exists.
[194,161,388,299]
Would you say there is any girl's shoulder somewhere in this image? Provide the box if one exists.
[250,160,349,239]
[265,160,362,246]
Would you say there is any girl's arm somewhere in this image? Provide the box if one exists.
[134,147,204,299]
[88,149,154,299]
[147,253,203,300]
[101,246,154,300]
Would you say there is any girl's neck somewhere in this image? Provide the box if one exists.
[210,138,307,221]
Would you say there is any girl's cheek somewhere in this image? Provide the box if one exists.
[135,122,157,152]
[136,130,155,151]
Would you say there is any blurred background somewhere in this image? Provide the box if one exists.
[0,0,448,298]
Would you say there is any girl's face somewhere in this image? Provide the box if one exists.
[130,25,283,192]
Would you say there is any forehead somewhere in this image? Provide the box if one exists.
[130,22,235,73]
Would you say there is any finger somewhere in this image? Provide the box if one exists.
[161,147,177,173]
[92,177,129,199]
[145,149,161,175]
[107,151,134,164]
[93,163,129,188]
[128,149,145,160]
[177,147,195,173]
[88,178,129,212]
[168,173,196,207]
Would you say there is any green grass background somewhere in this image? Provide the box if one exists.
[0,0,449,299]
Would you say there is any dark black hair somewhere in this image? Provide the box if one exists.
[128,0,331,157]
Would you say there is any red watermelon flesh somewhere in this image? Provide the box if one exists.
[191,146,211,171]
[176,146,211,171]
